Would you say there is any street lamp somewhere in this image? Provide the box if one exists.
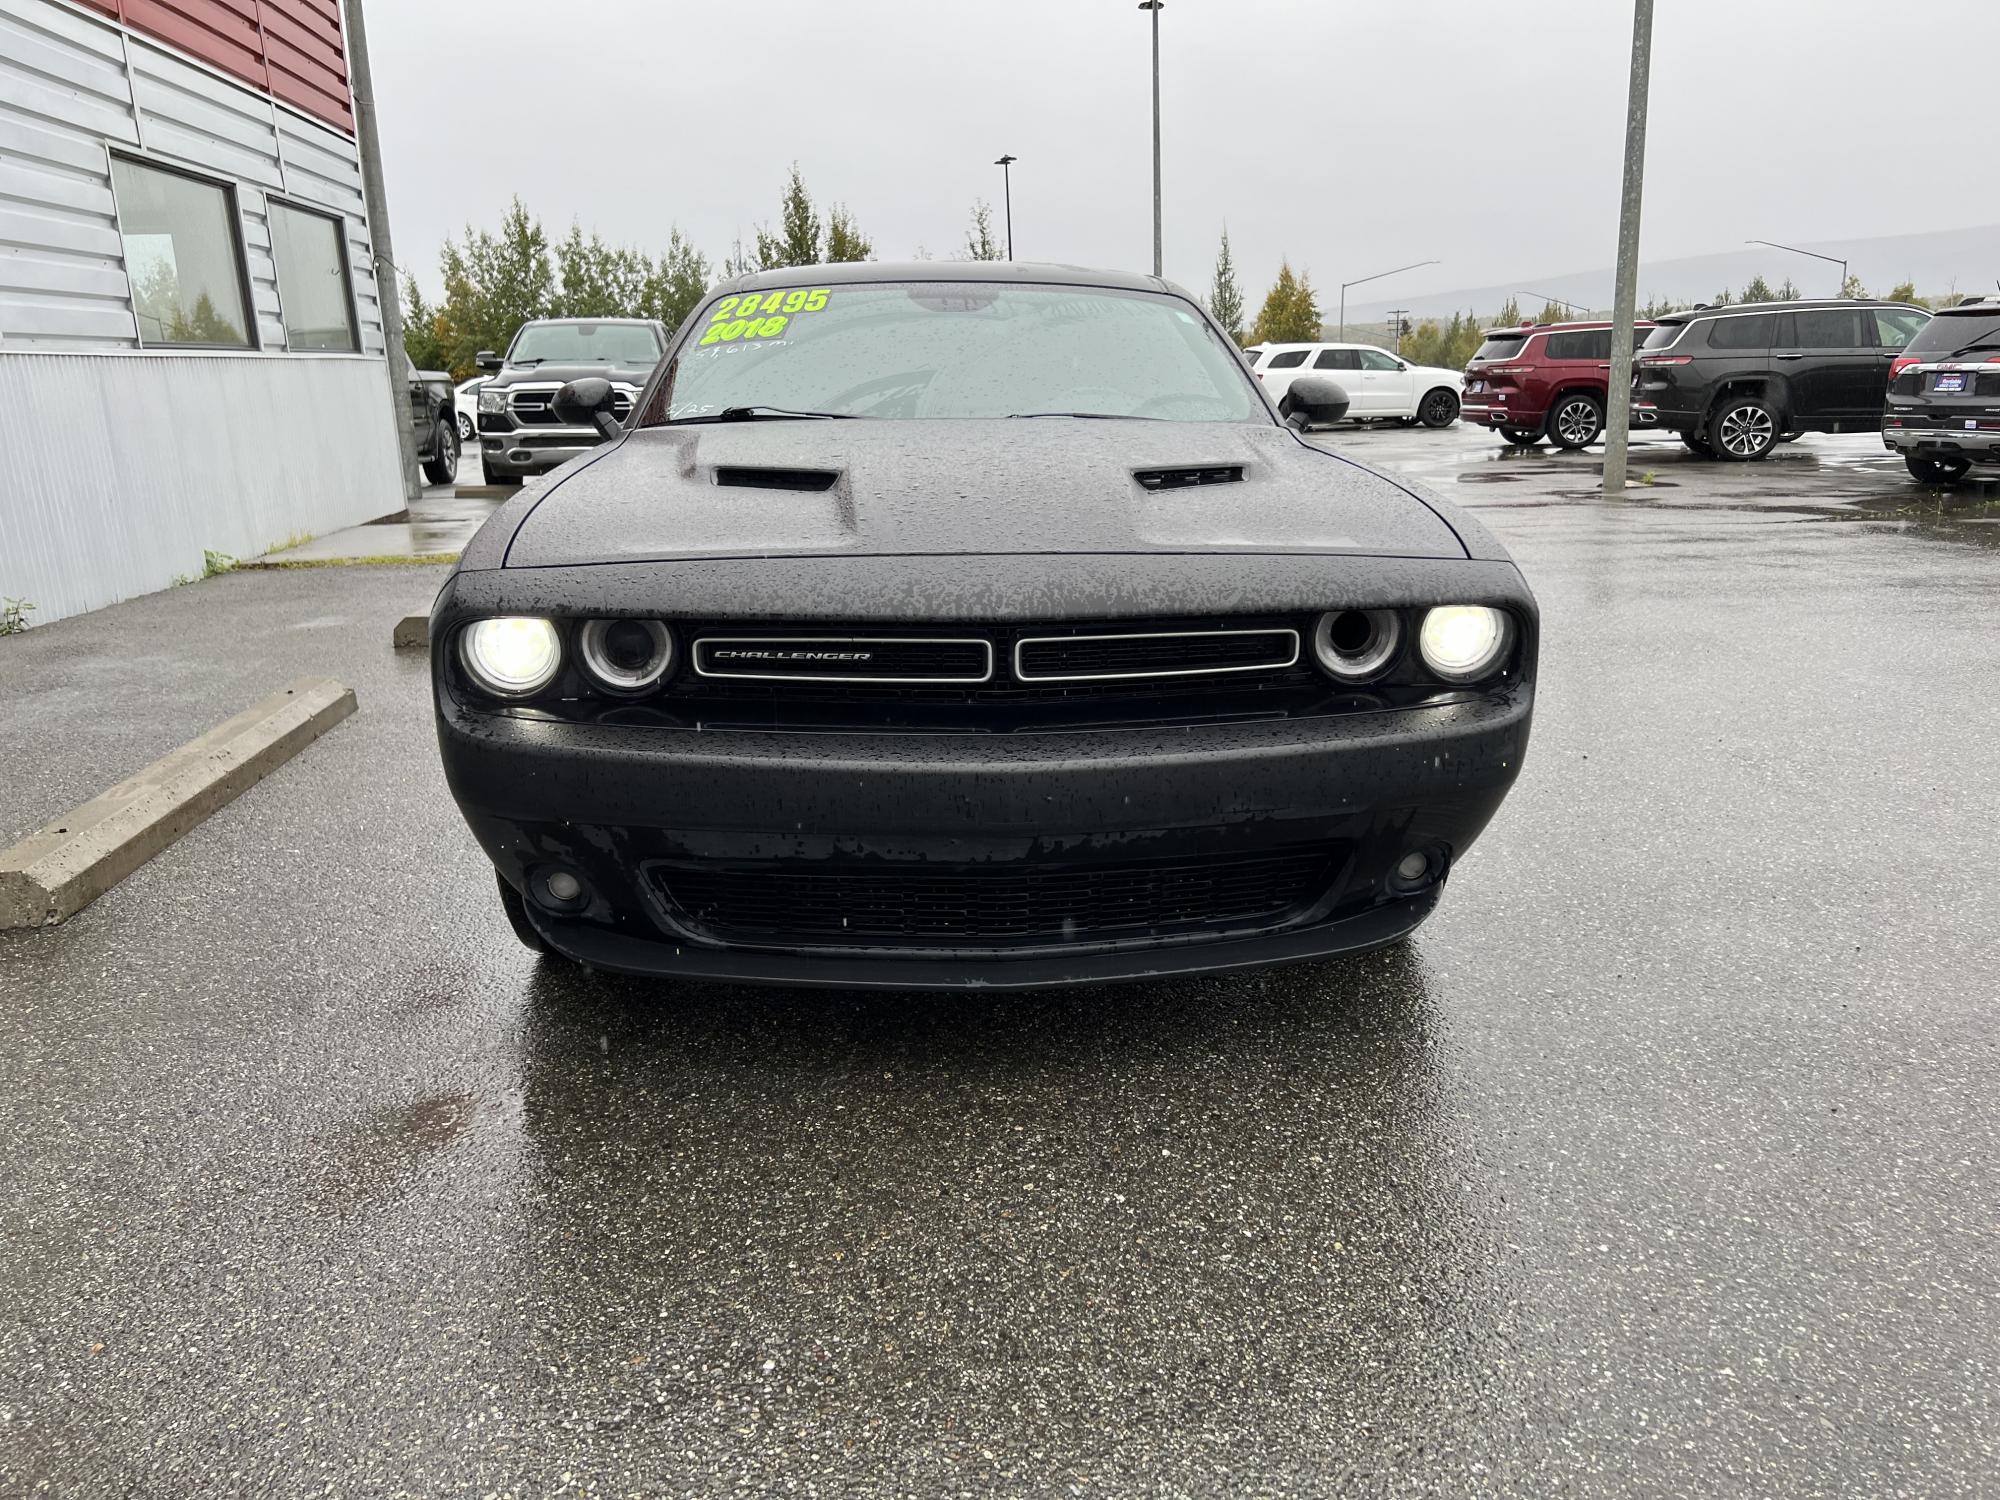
[1522,290,1590,319]
[1746,239,1848,297]
[994,155,1017,260]
[1138,0,1163,278]
[1338,259,1439,340]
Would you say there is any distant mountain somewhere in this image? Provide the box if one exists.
[1344,223,2000,326]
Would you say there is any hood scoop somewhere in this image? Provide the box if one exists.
[1134,465,1245,492]
[714,466,841,493]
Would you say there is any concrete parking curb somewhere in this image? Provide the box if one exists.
[0,678,358,930]
[393,615,429,649]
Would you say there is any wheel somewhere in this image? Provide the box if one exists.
[1905,453,1970,485]
[1417,388,1460,428]
[1547,392,1605,450]
[421,417,459,485]
[1680,430,1714,457]
[497,872,552,954]
[1709,394,1780,461]
[1498,426,1542,446]
[456,412,473,442]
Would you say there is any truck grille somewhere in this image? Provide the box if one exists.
[652,845,1339,950]
[509,388,634,426]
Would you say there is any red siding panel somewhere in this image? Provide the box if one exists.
[82,0,355,135]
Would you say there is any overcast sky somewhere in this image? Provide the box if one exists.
[368,0,1997,308]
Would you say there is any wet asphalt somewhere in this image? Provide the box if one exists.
[2,426,1996,1497]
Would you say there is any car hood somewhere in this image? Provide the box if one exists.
[486,362,659,390]
[501,420,1468,567]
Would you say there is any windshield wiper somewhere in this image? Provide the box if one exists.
[1938,339,2000,360]
[510,357,546,367]
[718,405,854,422]
[1008,411,1159,421]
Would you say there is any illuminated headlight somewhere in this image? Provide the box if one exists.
[460,617,561,697]
[578,618,675,694]
[1419,606,1513,683]
[1311,609,1402,682]
[477,388,509,414]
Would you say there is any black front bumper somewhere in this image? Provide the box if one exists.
[436,691,1533,989]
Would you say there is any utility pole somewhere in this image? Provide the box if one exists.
[995,155,1017,260]
[1387,309,1409,354]
[1139,0,1164,277]
[341,0,419,503]
[1602,0,1654,498]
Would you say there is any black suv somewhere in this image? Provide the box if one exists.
[1632,300,1930,460]
[1882,297,2000,484]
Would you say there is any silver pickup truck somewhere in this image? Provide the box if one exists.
[473,318,668,487]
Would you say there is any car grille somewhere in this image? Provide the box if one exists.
[1015,629,1297,681]
[509,388,634,426]
[651,845,1340,950]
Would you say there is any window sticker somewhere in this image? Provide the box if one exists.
[698,287,830,346]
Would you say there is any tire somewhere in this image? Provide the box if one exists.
[421,417,459,485]
[1498,426,1542,446]
[1547,392,1605,450]
[456,412,473,442]
[1680,430,1714,457]
[1709,394,1780,461]
[1417,388,1460,428]
[1905,453,1970,485]
[497,872,551,954]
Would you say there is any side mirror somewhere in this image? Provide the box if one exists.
[476,350,504,372]
[1280,375,1350,430]
[554,377,624,440]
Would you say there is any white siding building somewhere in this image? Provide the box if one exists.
[0,0,404,624]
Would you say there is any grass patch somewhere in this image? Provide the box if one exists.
[0,598,34,636]
[173,550,238,586]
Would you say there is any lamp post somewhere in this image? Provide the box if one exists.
[1138,0,1163,277]
[1338,260,1439,340]
[1522,290,1590,319]
[994,155,1017,259]
[1745,239,1848,297]
[1602,0,1654,497]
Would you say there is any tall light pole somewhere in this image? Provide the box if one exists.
[1522,290,1590,319]
[1138,0,1163,277]
[994,155,1017,260]
[1338,260,1439,340]
[1602,0,1654,497]
[1745,239,1848,297]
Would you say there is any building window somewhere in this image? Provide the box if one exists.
[269,201,358,352]
[111,156,253,349]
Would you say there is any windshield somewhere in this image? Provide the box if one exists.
[1907,310,2000,356]
[657,281,1263,423]
[510,322,662,366]
[1470,334,1528,363]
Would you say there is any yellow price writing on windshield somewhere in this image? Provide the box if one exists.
[698,287,830,346]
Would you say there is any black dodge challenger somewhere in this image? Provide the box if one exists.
[431,262,1537,988]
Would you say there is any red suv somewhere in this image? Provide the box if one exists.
[1462,320,1652,449]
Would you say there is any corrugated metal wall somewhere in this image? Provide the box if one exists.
[0,0,383,353]
[0,352,405,621]
[69,0,353,133]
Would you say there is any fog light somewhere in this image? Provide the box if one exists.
[1389,848,1446,893]
[1395,852,1431,884]
[1419,606,1512,683]
[461,617,561,697]
[545,871,582,903]
[531,867,588,912]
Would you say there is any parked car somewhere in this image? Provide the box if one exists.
[431,262,1538,988]
[1245,342,1463,427]
[453,377,485,443]
[1882,296,2000,484]
[475,318,668,487]
[1632,299,1930,460]
[406,359,458,486]
[1463,320,1652,449]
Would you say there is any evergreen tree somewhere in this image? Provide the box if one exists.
[1534,300,1567,325]
[1712,289,1734,306]
[1740,275,1776,303]
[553,223,650,319]
[1885,280,1930,310]
[1208,227,1245,344]
[825,204,872,263]
[637,228,711,332]
[1774,276,1800,302]
[756,164,824,269]
[964,200,1003,260]
[434,198,557,375]
[1493,296,1523,327]
[1839,272,1866,300]
[1250,260,1320,344]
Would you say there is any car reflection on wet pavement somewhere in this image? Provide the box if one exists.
[1,423,1995,1496]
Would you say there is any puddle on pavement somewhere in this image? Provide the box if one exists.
[309,1091,486,1210]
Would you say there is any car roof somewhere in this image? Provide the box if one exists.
[722,260,1178,296]
[1932,296,1999,315]
[522,316,660,326]
[1655,299,1925,324]
[1475,319,1650,335]
[1246,341,1374,351]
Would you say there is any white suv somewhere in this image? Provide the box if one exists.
[1245,343,1463,428]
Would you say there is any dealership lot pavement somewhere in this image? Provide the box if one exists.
[2,425,1996,1497]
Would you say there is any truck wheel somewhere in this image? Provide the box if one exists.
[421,417,459,485]
[1417,388,1460,428]
[1710,395,1780,461]
[1905,453,1970,485]
[1548,393,1605,450]
[497,872,552,954]
[1498,426,1542,446]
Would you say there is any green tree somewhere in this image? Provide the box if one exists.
[1839,272,1867,300]
[1208,226,1245,344]
[756,164,824,269]
[553,223,650,319]
[1740,275,1776,303]
[1775,276,1800,302]
[964,199,1003,260]
[402,276,446,369]
[1533,300,1567,325]
[1885,279,1931,310]
[1711,288,1734,306]
[431,197,557,375]
[825,203,872,262]
[1493,296,1522,328]
[637,227,711,332]
[1250,260,1321,343]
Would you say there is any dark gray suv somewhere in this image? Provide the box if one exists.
[474,318,667,486]
[1882,297,2000,484]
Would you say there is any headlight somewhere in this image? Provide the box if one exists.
[1419,606,1513,683]
[578,618,675,693]
[477,388,508,414]
[1311,609,1402,682]
[460,617,561,697]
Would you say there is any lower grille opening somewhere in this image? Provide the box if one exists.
[652,846,1341,951]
